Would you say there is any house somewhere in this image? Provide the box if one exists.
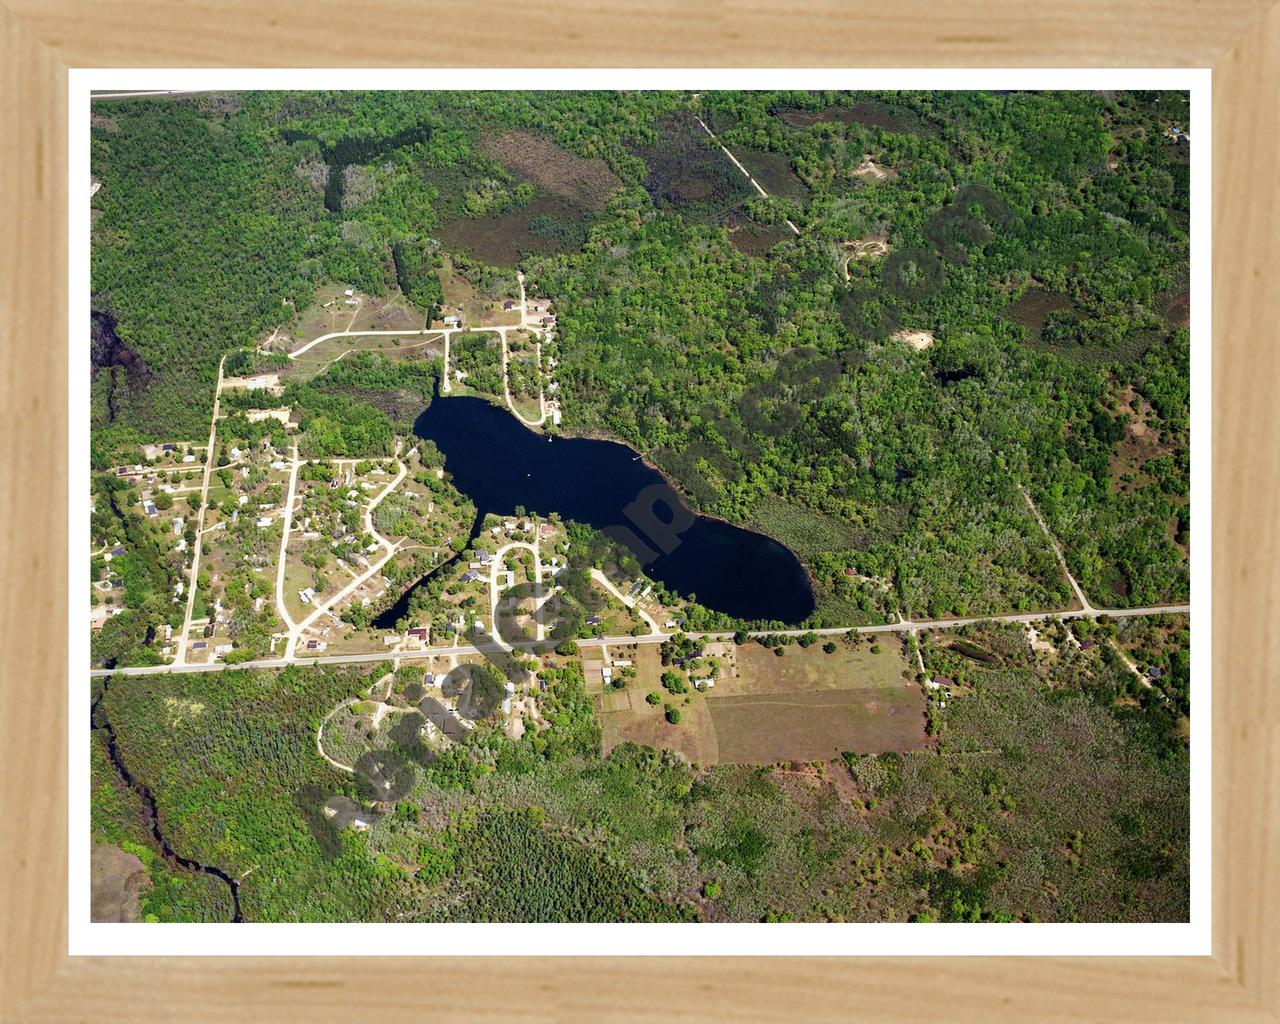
[407,627,429,643]
[503,300,516,310]
[229,446,242,461]
[192,641,208,651]
[933,675,955,690]
[442,314,462,328]
[586,615,602,626]
[182,454,197,463]
[473,619,485,633]
[298,587,316,604]
[612,659,632,668]
[143,500,158,517]
[541,316,555,325]
[256,516,273,528]
[344,288,355,298]
[460,571,479,583]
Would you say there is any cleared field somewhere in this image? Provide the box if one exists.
[710,638,925,764]
[596,638,924,767]
[287,287,425,352]
[288,333,443,382]
[708,687,928,764]
[599,690,720,767]
[725,637,912,696]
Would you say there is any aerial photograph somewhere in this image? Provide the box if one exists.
[88,89,1191,925]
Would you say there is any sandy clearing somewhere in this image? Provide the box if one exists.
[893,329,935,351]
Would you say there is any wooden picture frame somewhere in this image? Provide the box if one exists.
[2,3,1276,1019]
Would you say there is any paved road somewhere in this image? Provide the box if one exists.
[173,355,225,664]
[590,569,661,635]
[90,601,1189,678]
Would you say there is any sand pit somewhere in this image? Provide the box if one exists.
[893,329,935,351]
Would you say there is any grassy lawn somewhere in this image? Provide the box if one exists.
[283,556,318,624]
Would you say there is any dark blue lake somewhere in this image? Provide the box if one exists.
[379,396,815,627]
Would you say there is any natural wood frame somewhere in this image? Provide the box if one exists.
[2,3,1277,1019]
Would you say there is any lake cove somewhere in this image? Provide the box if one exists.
[401,396,816,626]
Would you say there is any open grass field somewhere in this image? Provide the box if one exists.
[708,686,928,764]
[725,636,913,696]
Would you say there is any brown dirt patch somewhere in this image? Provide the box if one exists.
[91,841,150,922]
